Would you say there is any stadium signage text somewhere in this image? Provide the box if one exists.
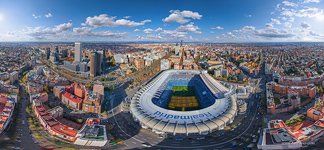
[153,111,213,120]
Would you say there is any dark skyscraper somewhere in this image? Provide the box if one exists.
[46,47,51,60]
[90,52,100,77]
[54,46,59,53]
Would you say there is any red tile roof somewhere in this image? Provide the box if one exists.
[62,92,82,104]
[314,119,324,128]
[34,103,78,140]
[52,124,77,137]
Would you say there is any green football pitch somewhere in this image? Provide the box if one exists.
[171,86,195,97]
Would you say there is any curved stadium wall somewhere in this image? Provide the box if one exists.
[130,70,237,136]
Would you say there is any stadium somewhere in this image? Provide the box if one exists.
[130,70,237,136]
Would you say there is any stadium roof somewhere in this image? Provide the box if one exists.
[130,70,237,135]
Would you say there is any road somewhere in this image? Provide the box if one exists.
[19,84,40,150]
[0,84,40,150]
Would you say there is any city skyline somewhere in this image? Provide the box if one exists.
[0,0,324,42]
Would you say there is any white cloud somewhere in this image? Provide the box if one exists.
[143,27,163,34]
[73,27,126,38]
[137,34,163,41]
[282,1,298,7]
[162,10,202,24]
[265,18,281,28]
[54,22,73,32]
[24,22,72,39]
[284,22,293,28]
[300,22,311,29]
[254,28,294,38]
[241,26,256,32]
[45,13,53,18]
[32,14,41,19]
[143,28,154,34]
[177,22,201,33]
[73,27,92,35]
[84,14,151,27]
[162,30,187,39]
[309,31,321,36]
[134,29,140,32]
[155,27,163,32]
[239,26,295,39]
[265,23,274,28]
[211,26,224,30]
[281,7,324,18]
[271,18,281,24]
[303,0,320,3]
[225,32,236,38]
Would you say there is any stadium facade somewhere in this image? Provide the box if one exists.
[130,70,237,136]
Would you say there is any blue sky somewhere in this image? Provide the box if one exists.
[0,0,323,42]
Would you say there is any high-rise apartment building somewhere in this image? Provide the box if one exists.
[46,47,51,60]
[160,59,170,70]
[74,42,82,63]
[90,52,100,77]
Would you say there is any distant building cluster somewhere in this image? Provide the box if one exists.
[27,65,69,89]
[197,45,257,82]
[42,42,107,78]
[0,45,35,84]
[113,44,168,74]
[166,44,199,70]
[264,47,323,85]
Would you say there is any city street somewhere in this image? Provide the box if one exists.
[0,85,40,150]
[18,84,40,150]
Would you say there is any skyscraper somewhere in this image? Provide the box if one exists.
[46,47,51,60]
[95,50,107,73]
[90,52,100,77]
[54,46,59,53]
[99,50,106,73]
[74,42,82,63]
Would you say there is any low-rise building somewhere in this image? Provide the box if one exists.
[30,92,48,103]
[31,98,108,146]
[74,118,108,147]
[82,91,101,114]
[237,100,247,114]
[33,102,78,142]
[134,58,145,69]
[258,120,302,150]
[0,93,17,134]
[9,71,19,84]
[62,92,83,110]
[54,83,103,114]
